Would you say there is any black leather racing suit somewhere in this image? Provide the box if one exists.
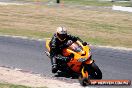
[50,33,83,66]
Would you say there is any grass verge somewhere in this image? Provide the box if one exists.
[0,5,132,48]
[0,83,47,88]
[63,0,132,7]
[20,0,132,7]
[0,28,52,39]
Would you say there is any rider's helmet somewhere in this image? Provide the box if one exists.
[56,27,68,41]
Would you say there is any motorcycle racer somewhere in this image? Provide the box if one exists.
[50,26,87,73]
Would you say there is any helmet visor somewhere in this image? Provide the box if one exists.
[57,33,67,41]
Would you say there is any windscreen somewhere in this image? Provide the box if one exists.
[69,42,83,52]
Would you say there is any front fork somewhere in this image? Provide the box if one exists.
[81,66,89,78]
[81,59,94,78]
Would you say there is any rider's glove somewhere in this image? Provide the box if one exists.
[82,42,89,46]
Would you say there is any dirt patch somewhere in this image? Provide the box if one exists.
[0,67,82,88]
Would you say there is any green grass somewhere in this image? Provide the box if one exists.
[63,0,132,6]
[0,5,132,48]
[0,83,31,88]
[20,0,132,7]
[0,83,48,88]
[0,28,52,39]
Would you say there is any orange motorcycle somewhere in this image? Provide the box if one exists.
[45,40,102,86]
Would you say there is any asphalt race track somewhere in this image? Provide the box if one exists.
[0,36,132,84]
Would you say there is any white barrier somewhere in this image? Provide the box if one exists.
[112,5,132,12]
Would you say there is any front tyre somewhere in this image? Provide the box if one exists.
[78,75,91,86]
[90,62,102,79]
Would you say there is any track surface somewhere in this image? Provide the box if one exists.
[0,36,132,83]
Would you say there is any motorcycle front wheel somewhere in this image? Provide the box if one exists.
[90,62,102,79]
[78,75,91,86]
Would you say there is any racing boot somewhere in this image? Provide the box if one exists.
[52,64,58,73]
[51,56,58,73]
